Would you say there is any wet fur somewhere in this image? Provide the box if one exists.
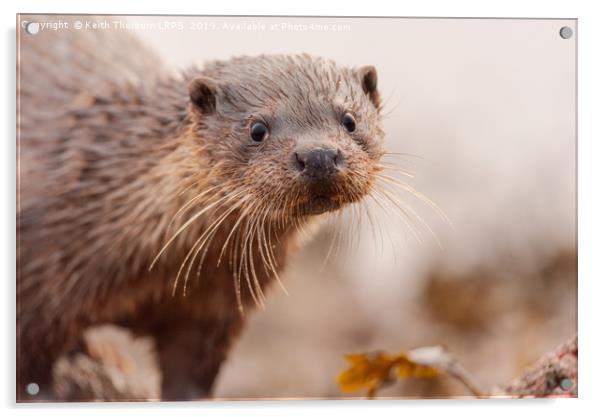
[17,17,385,400]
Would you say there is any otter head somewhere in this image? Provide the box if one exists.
[187,54,385,221]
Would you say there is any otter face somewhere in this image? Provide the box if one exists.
[188,54,385,219]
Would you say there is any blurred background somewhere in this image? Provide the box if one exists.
[48,16,581,398]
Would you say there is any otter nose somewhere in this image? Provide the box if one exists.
[294,148,342,178]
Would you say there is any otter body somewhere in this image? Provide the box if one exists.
[17,19,385,400]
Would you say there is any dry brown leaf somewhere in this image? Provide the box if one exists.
[338,345,485,398]
[337,350,439,397]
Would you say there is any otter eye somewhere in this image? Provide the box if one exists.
[341,112,356,133]
[250,122,269,142]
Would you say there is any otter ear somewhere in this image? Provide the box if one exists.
[189,76,218,113]
[357,66,380,109]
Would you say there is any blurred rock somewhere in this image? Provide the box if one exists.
[495,335,577,397]
[53,325,161,401]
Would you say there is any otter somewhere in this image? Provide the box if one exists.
[17,17,386,401]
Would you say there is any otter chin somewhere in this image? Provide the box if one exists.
[300,195,345,215]
[309,195,342,213]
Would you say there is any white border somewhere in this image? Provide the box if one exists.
[2,1,600,416]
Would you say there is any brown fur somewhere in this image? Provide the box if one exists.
[17,16,385,400]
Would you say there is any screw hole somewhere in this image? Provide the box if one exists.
[25,382,39,396]
[559,378,573,390]
[559,26,573,39]
[25,22,40,35]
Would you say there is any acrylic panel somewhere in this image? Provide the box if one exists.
[16,14,577,401]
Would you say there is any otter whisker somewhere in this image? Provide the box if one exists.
[372,185,431,249]
[378,184,443,249]
[150,190,245,271]
[338,202,356,261]
[334,208,348,260]
[245,203,268,307]
[329,181,350,261]
[371,199,389,257]
[360,197,382,256]
[185,199,247,294]
[369,190,420,251]
[264,205,289,295]
[236,217,256,309]
[232,226,244,313]
[278,190,293,231]
[344,203,356,258]
[257,205,288,295]
[294,216,311,240]
[174,161,228,197]
[173,194,247,296]
[371,192,401,266]
[236,202,264,309]
[376,87,398,116]
[372,187,423,242]
[353,198,366,255]
[376,173,451,226]
[380,104,401,121]
[319,209,343,272]
[375,163,415,179]
[216,198,259,268]
[382,151,425,160]
[176,175,211,197]
[172,228,210,297]
[256,208,275,276]
[167,183,227,230]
